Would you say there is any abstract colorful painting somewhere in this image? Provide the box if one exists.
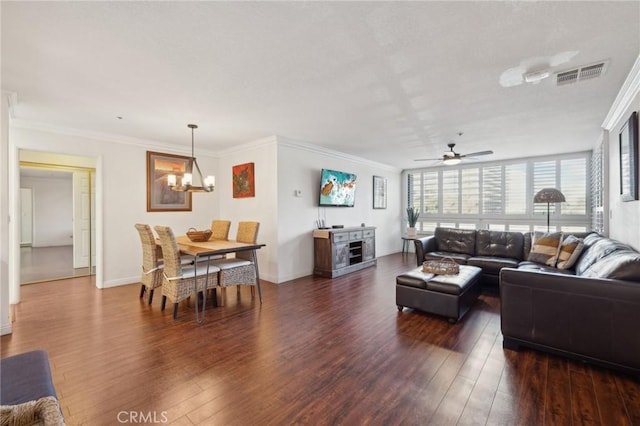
[232,162,255,198]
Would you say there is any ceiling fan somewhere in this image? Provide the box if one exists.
[414,143,494,165]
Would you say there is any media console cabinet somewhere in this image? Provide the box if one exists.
[313,226,376,278]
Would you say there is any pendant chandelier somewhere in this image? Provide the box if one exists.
[167,124,215,192]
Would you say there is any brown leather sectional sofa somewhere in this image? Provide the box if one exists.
[414,227,640,375]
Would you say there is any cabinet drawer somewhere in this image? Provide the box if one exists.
[363,229,375,238]
[349,231,363,240]
[333,232,349,243]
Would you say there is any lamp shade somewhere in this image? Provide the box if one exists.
[533,188,566,203]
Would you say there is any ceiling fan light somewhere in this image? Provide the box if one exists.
[443,157,461,166]
[524,69,551,84]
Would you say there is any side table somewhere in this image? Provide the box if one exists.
[401,236,417,255]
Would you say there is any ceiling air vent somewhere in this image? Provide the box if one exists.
[555,60,608,86]
[557,69,579,85]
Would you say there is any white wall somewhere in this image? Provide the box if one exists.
[21,175,73,247]
[9,123,221,296]
[277,138,402,283]
[1,92,13,335]
[217,137,278,283]
[604,55,640,251]
[215,135,402,284]
[607,94,640,250]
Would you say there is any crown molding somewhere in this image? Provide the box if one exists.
[216,135,278,157]
[277,136,401,172]
[2,91,18,119]
[602,54,640,130]
[10,119,219,157]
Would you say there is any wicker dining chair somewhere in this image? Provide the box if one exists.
[210,220,231,240]
[154,225,221,319]
[134,223,164,304]
[210,221,261,306]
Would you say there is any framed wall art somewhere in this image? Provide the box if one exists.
[373,175,387,209]
[232,162,255,198]
[619,111,638,202]
[146,151,192,212]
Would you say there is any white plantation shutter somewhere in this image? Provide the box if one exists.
[423,171,439,214]
[560,158,587,215]
[505,163,527,214]
[482,166,502,214]
[591,143,604,233]
[405,152,590,232]
[408,172,421,210]
[533,161,557,214]
[461,168,480,214]
[442,170,459,214]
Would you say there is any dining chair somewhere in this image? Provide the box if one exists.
[154,225,221,319]
[210,221,261,306]
[134,224,164,304]
[210,220,231,240]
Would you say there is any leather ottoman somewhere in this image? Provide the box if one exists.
[396,265,482,323]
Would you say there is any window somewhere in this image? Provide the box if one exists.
[505,163,526,214]
[442,170,459,214]
[406,152,590,233]
[590,142,605,234]
[461,168,479,214]
[482,166,502,215]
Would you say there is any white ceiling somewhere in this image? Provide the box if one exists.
[3,1,639,170]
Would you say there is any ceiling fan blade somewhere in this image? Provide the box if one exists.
[414,158,442,161]
[461,150,493,157]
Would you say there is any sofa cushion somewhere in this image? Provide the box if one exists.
[0,350,57,406]
[581,250,640,282]
[575,234,632,275]
[517,260,576,275]
[475,230,524,259]
[527,231,562,266]
[556,234,585,270]
[468,256,520,275]
[434,227,476,256]
[523,231,592,260]
[424,251,470,264]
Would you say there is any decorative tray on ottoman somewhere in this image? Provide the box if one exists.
[422,258,459,275]
[186,228,212,242]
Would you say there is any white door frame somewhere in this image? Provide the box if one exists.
[10,155,102,304]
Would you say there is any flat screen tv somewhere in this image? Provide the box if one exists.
[319,168,357,207]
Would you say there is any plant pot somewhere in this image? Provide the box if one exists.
[407,227,417,238]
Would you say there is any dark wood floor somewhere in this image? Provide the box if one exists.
[2,253,639,425]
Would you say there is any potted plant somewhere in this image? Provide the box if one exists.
[406,207,420,238]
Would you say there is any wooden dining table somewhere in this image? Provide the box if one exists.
[158,236,266,322]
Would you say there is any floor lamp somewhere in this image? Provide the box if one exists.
[533,188,566,232]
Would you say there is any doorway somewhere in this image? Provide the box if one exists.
[19,163,96,284]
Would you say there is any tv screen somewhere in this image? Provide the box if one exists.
[319,168,357,207]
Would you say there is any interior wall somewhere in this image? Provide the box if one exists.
[277,138,402,283]
[10,123,220,291]
[217,137,278,283]
[21,175,73,247]
[1,92,12,335]
[607,89,640,250]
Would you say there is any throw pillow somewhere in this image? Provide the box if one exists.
[556,234,585,270]
[527,231,563,267]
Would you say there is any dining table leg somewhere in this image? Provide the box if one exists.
[252,249,263,304]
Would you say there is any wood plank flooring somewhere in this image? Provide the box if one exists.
[2,253,639,425]
[20,245,92,284]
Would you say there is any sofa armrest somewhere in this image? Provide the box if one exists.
[414,236,437,267]
[500,268,640,372]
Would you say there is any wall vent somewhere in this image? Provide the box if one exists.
[555,60,608,86]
